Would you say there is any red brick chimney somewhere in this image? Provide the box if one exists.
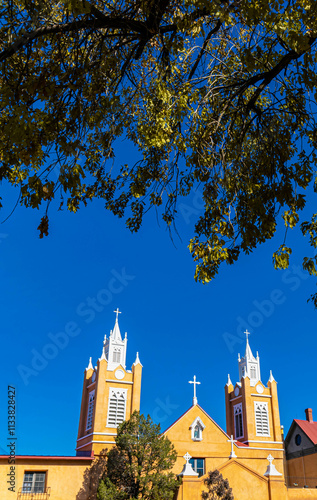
[305,408,313,422]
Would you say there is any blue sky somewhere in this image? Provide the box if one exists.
[0,159,316,456]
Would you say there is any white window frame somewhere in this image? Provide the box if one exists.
[86,390,95,430]
[113,348,121,364]
[234,403,244,439]
[254,401,270,437]
[22,472,46,493]
[190,416,205,441]
[107,388,127,427]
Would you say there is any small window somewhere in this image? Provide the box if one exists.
[194,424,201,440]
[250,366,256,379]
[189,458,205,477]
[295,434,302,446]
[113,349,121,363]
[22,472,46,493]
[234,403,243,439]
[190,417,205,441]
[86,390,95,430]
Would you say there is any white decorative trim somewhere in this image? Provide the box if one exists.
[190,417,205,441]
[107,387,127,427]
[86,357,93,370]
[226,374,232,387]
[230,396,243,402]
[234,403,244,439]
[133,352,143,366]
[76,440,115,450]
[264,454,282,476]
[254,401,270,437]
[77,432,117,442]
[77,433,93,442]
[106,379,133,385]
[242,440,283,444]
[86,390,95,431]
[268,370,275,383]
[178,453,199,477]
[242,447,284,451]
[251,394,271,398]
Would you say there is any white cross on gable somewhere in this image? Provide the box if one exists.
[189,375,201,405]
[183,452,192,464]
[227,434,237,458]
[245,329,250,341]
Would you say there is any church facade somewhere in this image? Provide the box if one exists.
[1,312,317,500]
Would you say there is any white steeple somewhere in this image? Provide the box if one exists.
[268,370,275,383]
[86,356,93,370]
[133,352,142,366]
[238,330,261,386]
[104,308,127,371]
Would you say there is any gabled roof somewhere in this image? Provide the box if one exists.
[293,419,317,445]
[162,404,248,448]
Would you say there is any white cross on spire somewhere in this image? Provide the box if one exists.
[189,375,201,406]
[114,308,122,322]
[245,329,250,342]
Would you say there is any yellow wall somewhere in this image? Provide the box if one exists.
[0,457,93,500]
[76,357,142,455]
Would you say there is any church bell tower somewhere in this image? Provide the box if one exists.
[76,309,142,456]
[225,332,283,450]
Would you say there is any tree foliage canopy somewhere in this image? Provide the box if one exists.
[201,470,234,500]
[1,0,317,302]
[97,411,178,500]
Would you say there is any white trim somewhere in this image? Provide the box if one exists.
[86,390,95,431]
[230,396,243,402]
[251,394,271,398]
[77,432,117,442]
[243,440,283,444]
[77,433,93,442]
[76,440,115,450]
[107,387,127,427]
[106,379,133,385]
[234,403,244,439]
[190,417,205,442]
[246,447,284,451]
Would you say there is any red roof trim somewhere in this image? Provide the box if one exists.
[0,455,93,461]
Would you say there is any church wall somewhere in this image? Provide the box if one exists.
[287,489,317,499]
[0,456,93,500]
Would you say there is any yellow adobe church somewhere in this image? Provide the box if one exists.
[1,310,317,500]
